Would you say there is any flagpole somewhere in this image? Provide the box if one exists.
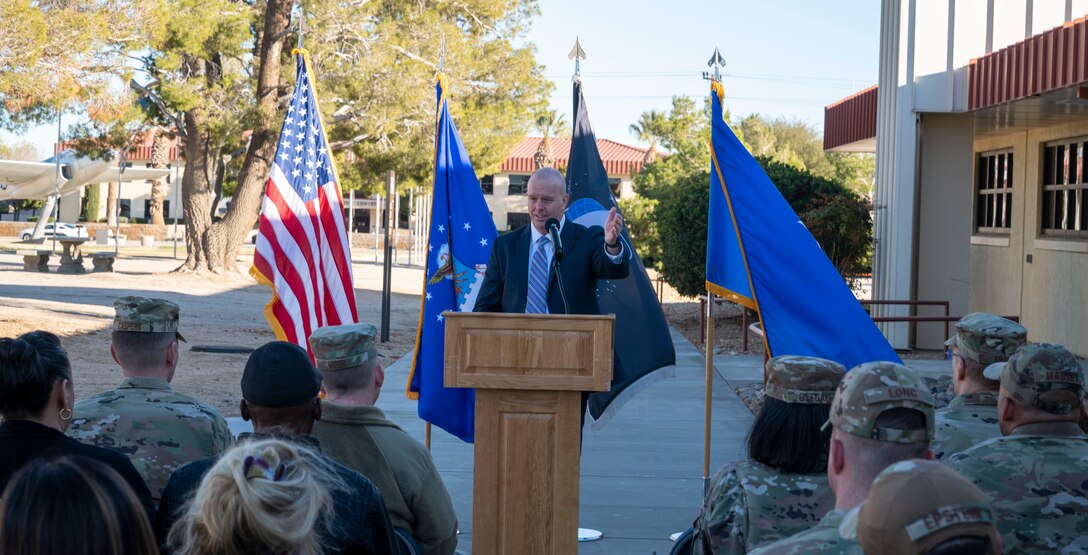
[702,47,727,497]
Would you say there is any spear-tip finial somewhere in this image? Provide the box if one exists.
[703,47,726,83]
[568,37,587,77]
[438,33,447,72]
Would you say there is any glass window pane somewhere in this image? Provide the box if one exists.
[1043,190,1054,230]
[1080,188,1088,231]
[1043,147,1054,185]
[1004,191,1012,228]
[1000,151,1009,188]
[1066,189,1077,230]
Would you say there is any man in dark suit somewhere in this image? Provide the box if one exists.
[475,167,629,314]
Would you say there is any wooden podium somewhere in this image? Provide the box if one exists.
[444,312,615,555]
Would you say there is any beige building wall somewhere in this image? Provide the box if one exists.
[914,114,974,349]
[971,120,1088,356]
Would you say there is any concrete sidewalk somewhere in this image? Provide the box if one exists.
[226,336,959,554]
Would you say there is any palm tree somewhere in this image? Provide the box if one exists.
[533,109,567,169]
[629,111,663,165]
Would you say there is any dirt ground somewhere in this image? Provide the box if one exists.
[0,242,932,417]
[0,244,424,416]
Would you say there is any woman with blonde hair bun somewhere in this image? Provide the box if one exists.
[168,438,340,555]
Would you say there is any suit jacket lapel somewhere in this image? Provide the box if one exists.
[512,226,531,313]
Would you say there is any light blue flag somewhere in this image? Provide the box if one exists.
[706,81,901,368]
[408,74,498,442]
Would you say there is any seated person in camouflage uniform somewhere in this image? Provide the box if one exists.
[945,343,1088,553]
[690,356,845,554]
[932,313,1027,459]
[68,296,231,503]
[157,341,399,554]
[841,459,1000,555]
[749,361,935,555]
[309,323,459,555]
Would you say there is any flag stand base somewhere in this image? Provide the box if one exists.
[578,528,603,542]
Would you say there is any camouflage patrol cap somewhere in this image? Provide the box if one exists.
[112,296,186,342]
[983,342,1085,414]
[944,313,1027,364]
[764,355,846,404]
[845,459,999,555]
[308,323,380,371]
[824,361,935,444]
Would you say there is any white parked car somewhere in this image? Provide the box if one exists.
[19,222,89,241]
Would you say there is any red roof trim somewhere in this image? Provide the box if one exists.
[823,85,878,151]
[969,16,1088,110]
[499,137,651,176]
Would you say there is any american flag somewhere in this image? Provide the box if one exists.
[251,51,357,351]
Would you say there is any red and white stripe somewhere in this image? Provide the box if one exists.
[252,164,357,352]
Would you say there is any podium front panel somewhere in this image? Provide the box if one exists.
[473,389,580,555]
[444,313,613,392]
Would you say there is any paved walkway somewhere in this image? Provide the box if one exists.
[227,334,959,554]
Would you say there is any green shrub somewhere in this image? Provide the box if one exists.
[653,158,871,297]
[617,196,661,269]
[654,171,710,297]
[81,183,101,222]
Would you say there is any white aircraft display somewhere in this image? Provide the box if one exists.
[0,151,170,201]
[0,151,171,240]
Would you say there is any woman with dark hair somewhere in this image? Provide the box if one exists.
[0,331,153,516]
[0,456,159,555]
[688,356,846,554]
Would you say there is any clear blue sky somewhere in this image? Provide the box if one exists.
[526,0,880,146]
[2,0,880,157]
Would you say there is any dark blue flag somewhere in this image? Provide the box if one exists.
[408,74,498,442]
[566,79,677,427]
[706,81,900,367]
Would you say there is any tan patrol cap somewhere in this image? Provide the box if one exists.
[841,459,1000,555]
[112,296,185,342]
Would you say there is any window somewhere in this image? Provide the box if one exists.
[507,212,530,230]
[608,178,622,197]
[975,150,1013,234]
[508,174,530,195]
[1041,138,1088,238]
[480,175,494,195]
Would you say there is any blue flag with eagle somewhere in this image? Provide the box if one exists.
[407,74,497,443]
[706,80,900,368]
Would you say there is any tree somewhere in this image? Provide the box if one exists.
[653,157,872,297]
[148,129,170,225]
[632,95,713,202]
[533,108,566,169]
[81,183,101,222]
[628,110,663,164]
[144,0,549,272]
[305,0,551,194]
[0,1,160,131]
[2,1,551,273]
[653,170,709,297]
[617,195,661,269]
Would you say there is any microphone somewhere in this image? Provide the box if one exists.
[545,218,563,261]
[544,217,569,314]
